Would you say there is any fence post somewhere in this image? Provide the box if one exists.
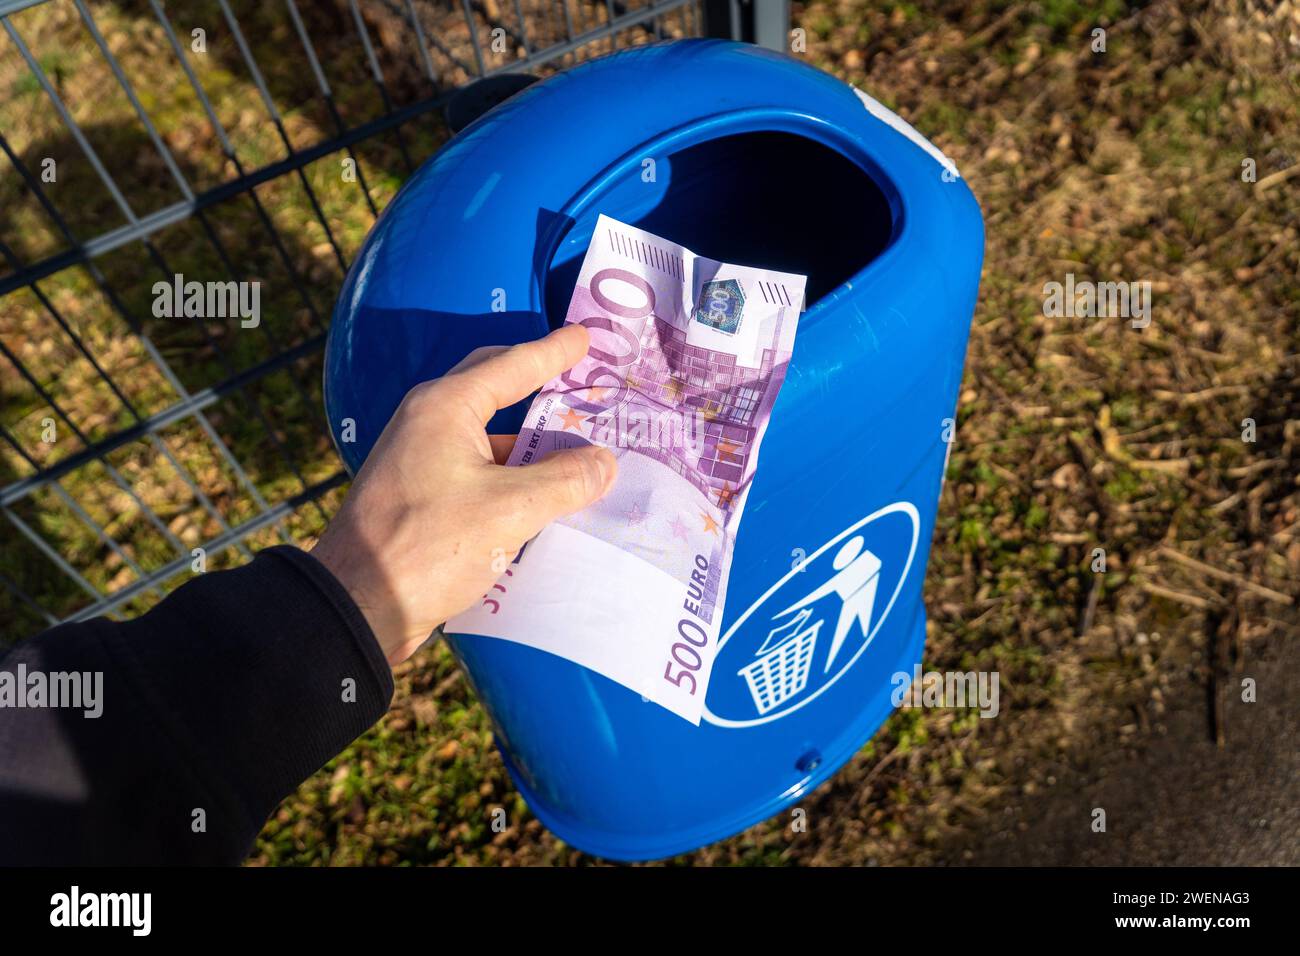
[751,0,789,52]
[701,0,789,51]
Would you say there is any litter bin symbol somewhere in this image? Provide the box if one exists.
[325,39,984,860]
[739,535,887,716]
[738,608,822,715]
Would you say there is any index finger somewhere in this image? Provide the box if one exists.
[447,324,590,424]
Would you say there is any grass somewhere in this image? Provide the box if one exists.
[2,0,1297,865]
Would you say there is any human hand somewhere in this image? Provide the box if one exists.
[312,325,617,665]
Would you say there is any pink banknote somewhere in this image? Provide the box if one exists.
[447,215,807,723]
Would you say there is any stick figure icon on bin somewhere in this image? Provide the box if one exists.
[324,40,983,861]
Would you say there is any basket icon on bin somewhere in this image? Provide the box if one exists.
[738,608,824,715]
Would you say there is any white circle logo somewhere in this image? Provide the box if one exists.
[703,501,920,728]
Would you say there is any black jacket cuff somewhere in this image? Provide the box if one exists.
[0,545,393,864]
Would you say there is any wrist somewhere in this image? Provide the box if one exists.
[310,532,407,667]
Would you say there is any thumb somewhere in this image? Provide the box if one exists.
[510,445,617,526]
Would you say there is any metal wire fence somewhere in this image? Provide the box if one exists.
[0,0,786,642]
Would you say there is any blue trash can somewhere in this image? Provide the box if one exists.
[325,39,983,860]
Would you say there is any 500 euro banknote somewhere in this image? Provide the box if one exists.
[447,215,807,723]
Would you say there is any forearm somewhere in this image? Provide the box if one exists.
[0,547,393,865]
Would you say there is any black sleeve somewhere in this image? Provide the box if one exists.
[0,546,394,865]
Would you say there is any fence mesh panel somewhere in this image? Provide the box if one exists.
[0,0,712,642]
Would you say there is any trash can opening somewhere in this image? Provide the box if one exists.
[543,130,894,329]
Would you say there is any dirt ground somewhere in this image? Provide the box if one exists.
[968,647,1297,865]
